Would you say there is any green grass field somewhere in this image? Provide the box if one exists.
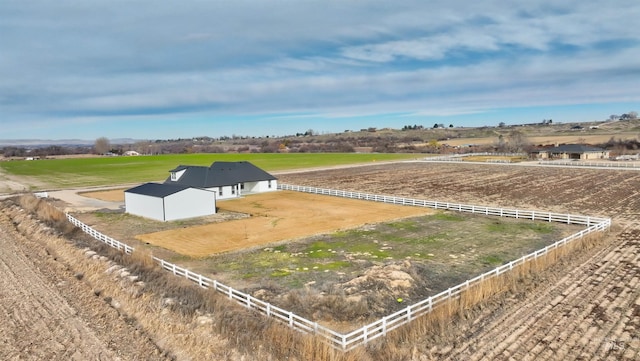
[0,153,419,189]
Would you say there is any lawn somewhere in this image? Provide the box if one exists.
[0,153,419,189]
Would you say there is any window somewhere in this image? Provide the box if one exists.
[240,183,245,190]
[268,180,272,189]
[170,172,177,181]
[219,187,223,196]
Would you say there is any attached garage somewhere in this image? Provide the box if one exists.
[125,183,216,222]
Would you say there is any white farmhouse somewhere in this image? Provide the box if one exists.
[124,183,216,222]
[165,161,278,200]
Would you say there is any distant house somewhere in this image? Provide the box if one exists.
[165,161,277,200]
[535,144,610,160]
[124,150,140,156]
[124,183,216,222]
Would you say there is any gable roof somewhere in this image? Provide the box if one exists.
[546,144,606,153]
[165,161,276,188]
[125,182,193,198]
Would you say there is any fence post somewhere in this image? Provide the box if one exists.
[382,316,387,336]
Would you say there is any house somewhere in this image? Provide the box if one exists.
[165,161,277,200]
[124,183,216,222]
[535,144,610,160]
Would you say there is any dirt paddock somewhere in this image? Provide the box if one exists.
[79,188,127,202]
[135,190,434,257]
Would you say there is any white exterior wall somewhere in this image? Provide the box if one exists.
[170,169,187,181]
[583,151,609,160]
[125,193,165,221]
[207,185,238,200]
[164,188,216,221]
[243,180,277,194]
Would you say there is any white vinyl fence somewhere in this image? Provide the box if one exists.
[67,215,134,254]
[423,152,525,162]
[538,160,640,169]
[66,184,610,351]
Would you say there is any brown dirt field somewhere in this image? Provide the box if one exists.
[0,205,170,361]
[278,163,640,360]
[136,191,434,257]
[2,161,639,360]
[80,188,126,202]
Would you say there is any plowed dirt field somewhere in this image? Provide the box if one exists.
[1,161,639,360]
[0,207,169,361]
[278,162,640,360]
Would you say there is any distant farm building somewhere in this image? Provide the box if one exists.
[165,161,277,200]
[535,144,610,160]
[124,183,216,222]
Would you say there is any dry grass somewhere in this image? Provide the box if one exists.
[8,195,609,360]
[362,231,607,359]
[16,194,75,235]
[7,196,378,360]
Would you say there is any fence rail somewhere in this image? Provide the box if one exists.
[423,152,525,162]
[278,184,608,227]
[66,184,610,351]
[66,214,134,254]
[538,160,640,169]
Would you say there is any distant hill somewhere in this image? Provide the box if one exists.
[0,138,141,147]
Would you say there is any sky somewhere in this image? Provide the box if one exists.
[1,1,639,141]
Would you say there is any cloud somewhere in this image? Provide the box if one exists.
[1,1,639,139]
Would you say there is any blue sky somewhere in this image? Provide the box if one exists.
[1,1,639,141]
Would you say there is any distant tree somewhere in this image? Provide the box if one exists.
[609,114,619,121]
[94,137,110,154]
[495,134,506,152]
[433,123,439,129]
[449,124,454,128]
[629,111,638,120]
[498,122,506,128]
[507,130,531,152]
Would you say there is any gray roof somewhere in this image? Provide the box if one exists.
[125,182,192,198]
[165,161,276,188]
[546,144,606,153]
